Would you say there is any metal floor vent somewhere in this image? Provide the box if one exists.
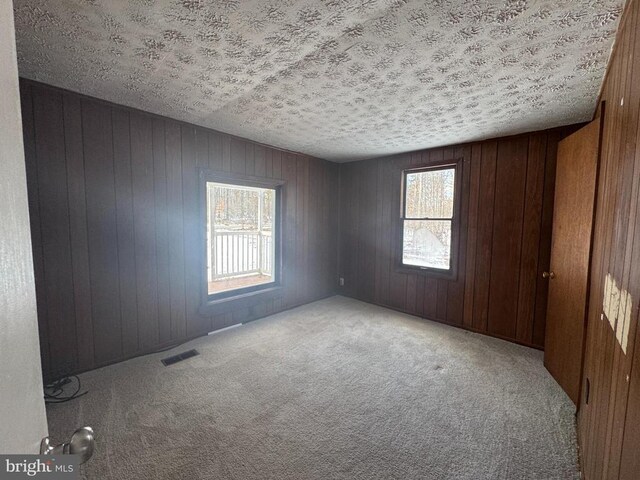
[161,349,199,366]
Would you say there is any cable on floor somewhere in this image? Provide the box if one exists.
[44,375,88,404]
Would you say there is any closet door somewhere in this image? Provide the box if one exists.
[544,118,601,405]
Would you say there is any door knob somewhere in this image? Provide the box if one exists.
[543,271,556,279]
[41,426,95,464]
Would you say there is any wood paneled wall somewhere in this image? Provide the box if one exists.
[20,79,339,381]
[338,127,578,348]
[577,0,640,478]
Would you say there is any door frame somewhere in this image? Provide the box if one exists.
[576,102,606,408]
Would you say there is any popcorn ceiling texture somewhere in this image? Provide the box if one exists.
[14,0,623,161]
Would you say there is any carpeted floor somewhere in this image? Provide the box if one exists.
[47,296,579,480]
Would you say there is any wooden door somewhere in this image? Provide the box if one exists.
[544,118,601,405]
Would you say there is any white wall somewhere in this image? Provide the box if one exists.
[0,0,48,454]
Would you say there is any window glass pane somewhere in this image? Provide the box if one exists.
[402,220,452,270]
[206,182,276,295]
[405,168,455,219]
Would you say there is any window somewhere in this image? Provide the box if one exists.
[203,173,282,301]
[401,162,460,276]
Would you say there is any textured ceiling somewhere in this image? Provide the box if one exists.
[14,0,623,161]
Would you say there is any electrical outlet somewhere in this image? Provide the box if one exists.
[339,277,345,286]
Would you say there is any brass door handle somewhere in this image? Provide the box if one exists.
[543,271,556,279]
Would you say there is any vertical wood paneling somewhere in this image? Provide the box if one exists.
[254,145,266,177]
[272,149,282,178]
[112,108,138,356]
[338,128,576,348]
[153,118,171,344]
[358,162,376,303]
[208,132,223,172]
[131,112,159,350]
[62,93,94,370]
[379,156,394,306]
[577,1,640,478]
[350,162,362,298]
[487,136,529,339]
[589,40,620,480]
[318,161,329,297]
[618,54,640,476]
[191,128,212,334]
[282,154,297,308]
[463,144,482,329]
[32,88,78,376]
[230,138,246,174]
[165,121,187,341]
[307,159,318,300]
[82,100,123,366]
[181,125,200,336]
[20,79,339,378]
[389,155,411,312]
[473,141,498,332]
[21,84,51,378]
[245,143,255,176]
[516,134,547,344]
[222,135,231,172]
[605,8,640,473]
[329,163,340,296]
[620,315,640,479]
[297,156,308,305]
[446,145,470,326]
[532,130,562,347]
[601,15,637,470]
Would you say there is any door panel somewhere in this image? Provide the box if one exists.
[619,321,640,479]
[0,0,48,453]
[544,119,601,405]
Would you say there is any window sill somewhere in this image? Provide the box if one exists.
[199,285,283,316]
[396,264,458,281]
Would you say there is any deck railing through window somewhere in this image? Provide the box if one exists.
[208,230,272,281]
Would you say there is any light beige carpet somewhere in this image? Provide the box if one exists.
[47,296,579,479]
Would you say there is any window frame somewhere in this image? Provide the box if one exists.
[398,159,462,280]
[199,169,284,313]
